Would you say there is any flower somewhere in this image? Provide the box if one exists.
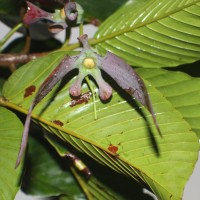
[23,1,78,33]
[15,34,161,168]
[59,34,152,106]
[35,34,161,135]
[68,34,113,100]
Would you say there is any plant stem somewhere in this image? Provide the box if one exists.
[0,52,48,67]
[61,28,71,48]
[79,23,84,36]
[70,167,93,200]
[62,37,70,48]
[85,76,98,120]
[0,22,23,52]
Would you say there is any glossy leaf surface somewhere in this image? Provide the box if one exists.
[137,68,200,139]
[0,107,23,200]
[2,52,199,199]
[95,0,200,68]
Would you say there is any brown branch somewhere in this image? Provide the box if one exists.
[0,52,48,69]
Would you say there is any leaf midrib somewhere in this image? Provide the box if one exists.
[94,0,200,44]
[0,98,192,199]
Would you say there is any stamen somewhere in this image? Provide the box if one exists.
[83,57,95,69]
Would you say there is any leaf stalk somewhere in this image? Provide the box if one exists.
[0,23,23,52]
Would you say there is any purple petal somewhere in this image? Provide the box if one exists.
[95,75,112,100]
[15,103,33,168]
[24,1,52,24]
[15,55,78,167]
[99,52,161,135]
[33,55,78,106]
[64,2,78,21]
[69,74,84,97]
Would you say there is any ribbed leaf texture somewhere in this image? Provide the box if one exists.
[22,135,86,199]
[95,0,200,68]
[137,68,200,138]
[2,52,199,199]
[44,133,130,199]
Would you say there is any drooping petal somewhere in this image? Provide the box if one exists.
[15,55,78,168]
[99,52,161,135]
[33,55,78,106]
[95,74,112,100]
[24,1,53,24]
[69,74,85,97]
[15,103,34,168]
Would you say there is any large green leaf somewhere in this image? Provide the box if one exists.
[1,52,199,199]
[44,132,146,200]
[0,106,23,200]
[95,0,200,68]
[22,134,86,199]
[76,0,127,22]
[23,132,127,200]
[137,68,200,139]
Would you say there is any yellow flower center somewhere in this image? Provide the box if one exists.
[83,58,96,69]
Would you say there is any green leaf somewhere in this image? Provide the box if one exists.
[137,68,200,139]
[76,0,127,22]
[0,107,23,200]
[22,134,85,199]
[0,79,5,96]
[95,0,200,68]
[25,132,148,200]
[1,52,199,199]
[44,133,145,200]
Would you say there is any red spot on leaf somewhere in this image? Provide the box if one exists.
[24,85,36,98]
[70,92,92,107]
[108,144,118,154]
[52,120,64,127]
